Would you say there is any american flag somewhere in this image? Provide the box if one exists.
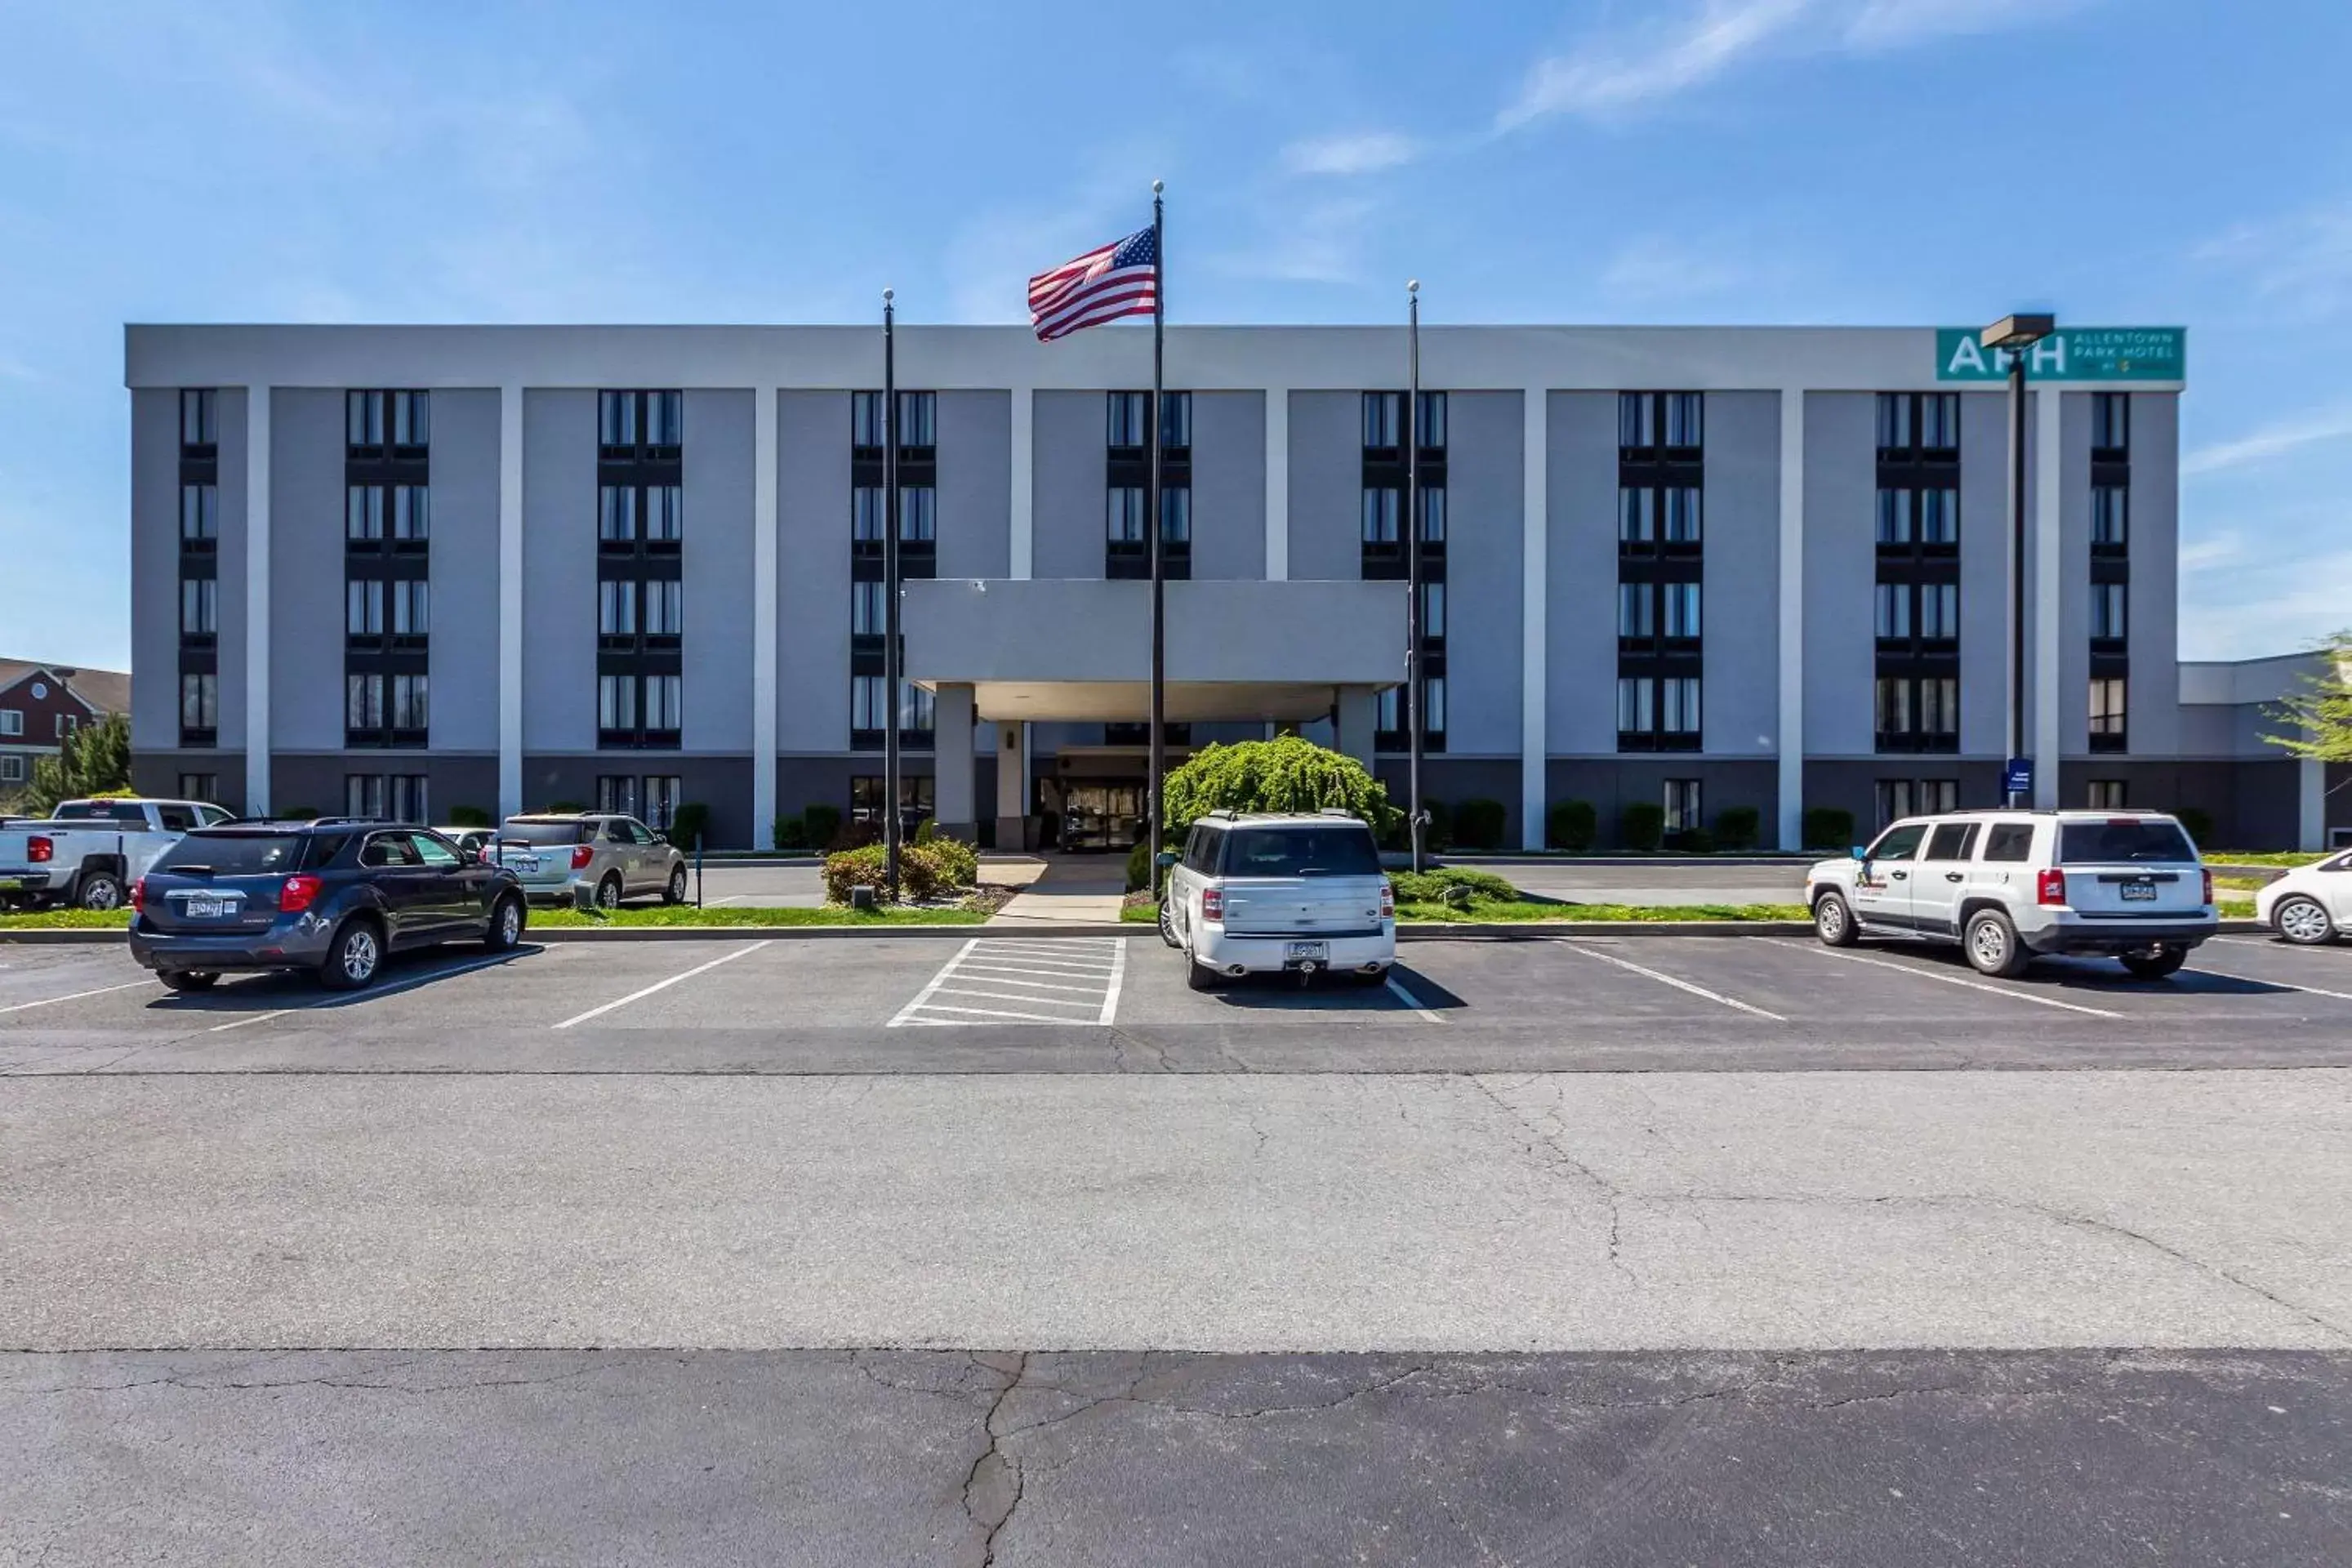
[1028,225,1158,341]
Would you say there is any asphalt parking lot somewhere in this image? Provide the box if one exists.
[5,926,2352,1075]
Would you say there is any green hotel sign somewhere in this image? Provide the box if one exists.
[1936,327,2186,382]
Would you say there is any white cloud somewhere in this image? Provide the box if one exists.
[1281,131,1422,177]
[1598,235,1757,301]
[2176,530,2243,572]
[2183,409,2352,477]
[1497,0,2094,128]
[2197,201,2352,320]
[2179,540,2352,661]
[1214,196,1380,286]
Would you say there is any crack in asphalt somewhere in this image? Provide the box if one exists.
[1463,1074,1637,1286]
[958,1352,1028,1568]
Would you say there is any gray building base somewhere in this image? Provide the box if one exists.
[1546,759,1780,849]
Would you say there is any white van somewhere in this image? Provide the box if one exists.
[1158,811,1395,990]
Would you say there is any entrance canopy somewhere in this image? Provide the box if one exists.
[902,578,1405,724]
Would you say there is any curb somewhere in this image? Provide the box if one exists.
[1,919,2275,946]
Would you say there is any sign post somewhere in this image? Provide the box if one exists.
[2003,758,2034,802]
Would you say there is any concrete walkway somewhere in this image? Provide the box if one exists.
[987,853,1129,927]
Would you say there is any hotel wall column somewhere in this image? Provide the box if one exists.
[1776,387,1805,849]
[2034,385,2062,807]
[1265,389,1290,581]
[497,383,523,821]
[244,385,271,814]
[752,384,778,848]
[2300,757,2326,852]
[996,721,1027,851]
[1521,386,1547,849]
[1335,685,1378,773]
[932,683,978,841]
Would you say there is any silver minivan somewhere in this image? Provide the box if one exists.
[1158,810,1395,989]
[490,813,688,907]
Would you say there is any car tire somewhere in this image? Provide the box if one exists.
[2121,947,2187,980]
[160,970,219,992]
[596,873,623,911]
[320,918,384,991]
[483,895,525,953]
[75,871,125,912]
[1813,891,1860,947]
[1348,967,1390,988]
[1185,949,1221,991]
[1962,908,2029,978]
[1157,898,1182,950]
[2274,895,2336,947]
[664,866,688,906]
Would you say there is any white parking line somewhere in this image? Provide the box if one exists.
[1784,942,2123,1018]
[2185,964,2352,1004]
[553,942,762,1029]
[0,980,151,1015]
[1563,943,1786,1022]
[889,938,1125,1028]
[1384,971,1441,1022]
[211,949,555,1032]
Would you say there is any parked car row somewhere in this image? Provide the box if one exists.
[0,798,234,911]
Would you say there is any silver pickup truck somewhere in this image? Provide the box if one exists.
[0,797,234,911]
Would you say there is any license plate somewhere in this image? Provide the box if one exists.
[506,854,540,872]
[184,898,231,919]
[1286,941,1329,961]
[2120,881,2157,902]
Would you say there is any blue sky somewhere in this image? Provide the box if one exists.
[3,0,2348,671]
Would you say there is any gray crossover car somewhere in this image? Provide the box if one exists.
[490,813,689,907]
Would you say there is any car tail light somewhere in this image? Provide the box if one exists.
[1200,887,1223,923]
[27,835,51,863]
[278,874,323,914]
[130,876,145,912]
[1380,882,1395,920]
[2037,869,2067,906]
[2202,868,2214,906]
[570,844,595,871]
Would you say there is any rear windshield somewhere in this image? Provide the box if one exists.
[152,833,309,876]
[1222,826,1382,878]
[497,821,591,846]
[52,802,147,822]
[2059,820,2197,864]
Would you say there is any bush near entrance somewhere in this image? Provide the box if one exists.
[822,839,978,904]
[1454,799,1508,851]
[1548,800,1597,852]
[1160,737,1399,839]
[1713,805,1760,851]
[1802,807,1855,853]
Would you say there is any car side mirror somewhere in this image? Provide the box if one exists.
[461,846,483,866]
[1156,850,1179,868]
[1850,845,1868,861]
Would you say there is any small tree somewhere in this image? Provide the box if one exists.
[1160,737,1398,841]
[21,712,133,816]
[2266,630,2352,763]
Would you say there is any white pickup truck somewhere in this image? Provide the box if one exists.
[0,798,234,911]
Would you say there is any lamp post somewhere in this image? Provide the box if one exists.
[1405,279,1425,875]
[1982,313,2053,809]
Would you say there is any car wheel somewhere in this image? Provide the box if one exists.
[321,919,383,991]
[596,873,623,910]
[160,970,219,992]
[76,871,125,911]
[1963,909,2029,978]
[664,866,688,906]
[2121,947,2187,980]
[1348,966,1390,989]
[483,895,525,952]
[1185,947,1221,991]
[1813,891,1860,947]
[1157,898,1182,950]
[2274,895,2336,947]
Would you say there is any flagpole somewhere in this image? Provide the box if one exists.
[1147,179,1166,894]
[1405,279,1424,875]
[882,287,902,902]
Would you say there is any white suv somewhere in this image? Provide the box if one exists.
[1158,811,1395,990]
[1806,809,2216,978]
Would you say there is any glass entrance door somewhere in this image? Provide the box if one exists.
[1062,782,1145,851]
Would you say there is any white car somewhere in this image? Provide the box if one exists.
[0,797,233,911]
[1158,810,1395,990]
[1806,808,2216,979]
[2255,849,2352,945]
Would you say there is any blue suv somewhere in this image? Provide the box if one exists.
[128,821,528,991]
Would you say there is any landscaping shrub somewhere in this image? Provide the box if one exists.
[920,835,978,889]
[1548,800,1597,852]
[1160,736,1398,836]
[448,804,492,828]
[1389,867,1517,904]
[1676,828,1715,853]
[801,804,843,849]
[1422,799,1453,853]
[1126,838,1156,893]
[822,841,964,903]
[775,816,808,851]
[1454,798,1508,851]
[1802,806,1855,853]
[1620,801,1664,852]
[913,817,938,845]
[1712,805,1759,851]
[541,801,585,813]
[667,801,711,850]
[279,805,320,821]
[2175,806,2214,846]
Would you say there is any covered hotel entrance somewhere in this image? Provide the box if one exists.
[902,578,1408,847]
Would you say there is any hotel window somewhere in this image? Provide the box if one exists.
[599,390,683,448]
[598,581,636,637]
[347,390,386,447]
[1416,486,1445,543]
[1362,392,1402,448]
[178,773,218,802]
[390,580,427,637]
[1874,779,1955,826]
[180,389,217,447]
[2089,677,2127,751]
[644,485,682,543]
[345,774,385,819]
[1619,583,1654,639]
[1875,582,1911,640]
[1421,581,1445,639]
[1421,677,1446,737]
[1160,391,1192,448]
[1107,486,1147,543]
[1619,488,1655,543]
[180,673,216,736]
[391,674,430,732]
[2087,780,2128,809]
[899,682,935,737]
[1660,677,1700,735]
[850,581,887,637]
[852,774,935,825]
[2091,487,2128,550]
[392,391,430,448]
[348,486,385,541]
[851,675,889,734]
[347,673,385,731]
[644,580,682,639]
[600,486,638,542]
[1160,487,1191,544]
[1918,582,1958,641]
[1361,487,1401,544]
[1876,393,1959,452]
[1878,676,1958,751]
[852,393,887,448]
[1663,581,1702,640]
[899,486,935,542]
[1918,394,1958,448]
[1618,393,1655,448]
[897,392,935,448]
[392,485,430,541]
[644,675,682,733]
[1662,488,1702,543]
[596,775,640,819]
[853,486,886,543]
[2091,582,2127,642]
[599,674,637,733]
[180,577,216,637]
[180,484,217,543]
[1107,392,1147,446]
[1877,488,1911,545]
[1414,390,1446,449]
[644,776,682,831]
[1376,685,1401,733]
[2091,394,2129,452]
[1664,780,1703,836]
[1918,488,1958,545]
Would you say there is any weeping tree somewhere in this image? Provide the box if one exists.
[2265,630,2352,763]
[1159,736,1399,840]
